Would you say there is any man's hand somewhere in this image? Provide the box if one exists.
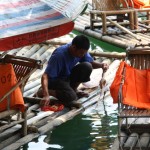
[40,95,50,107]
[102,63,109,72]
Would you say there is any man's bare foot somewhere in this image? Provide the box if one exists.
[69,101,82,109]
[63,101,82,109]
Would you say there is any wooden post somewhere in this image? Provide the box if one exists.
[102,13,107,34]
[22,109,27,136]
[90,12,94,30]
[134,10,138,29]
[129,11,134,30]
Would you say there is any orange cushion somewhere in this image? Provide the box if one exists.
[147,71,150,98]
[123,65,150,108]
[126,0,150,8]
[110,61,150,109]
[0,63,25,112]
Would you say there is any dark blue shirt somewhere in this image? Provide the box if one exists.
[45,43,93,80]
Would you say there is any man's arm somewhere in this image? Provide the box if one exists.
[41,73,50,102]
[91,61,108,72]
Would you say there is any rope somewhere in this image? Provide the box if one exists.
[95,69,108,116]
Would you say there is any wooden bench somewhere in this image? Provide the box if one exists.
[90,0,136,34]
[0,54,42,136]
[117,48,150,148]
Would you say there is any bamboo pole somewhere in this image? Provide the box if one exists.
[23,85,41,97]
[27,111,53,125]
[106,18,141,41]
[25,44,41,58]
[0,133,21,150]
[28,69,44,82]
[101,34,132,48]
[137,33,150,42]
[24,79,41,92]
[117,34,139,43]
[31,45,49,59]
[0,126,20,141]
[33,110,67,128]
[89,51,126,59]
[0,119,24,133]
[16,46,32,56]
[43,41,67,45]
[8,48,22,55]
[39,50,52,62]
[2,133,39,150]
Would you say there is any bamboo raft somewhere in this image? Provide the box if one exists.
[1,34,150,150]
[0,34,127,150]
[1,0,150,147]
[111,127,150,150]
[74,0,150,49]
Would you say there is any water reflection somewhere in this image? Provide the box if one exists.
[83,96,118,150]
[46,114,93,150]
[45,96,118,150]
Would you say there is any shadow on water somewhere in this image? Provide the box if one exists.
[46,114,94,150]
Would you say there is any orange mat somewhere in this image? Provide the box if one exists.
[0,63,25,112]
[110,61,150,109]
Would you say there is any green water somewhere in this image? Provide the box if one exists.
[21,32,120,150]
[46,97,118,150]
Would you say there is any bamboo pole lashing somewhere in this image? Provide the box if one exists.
[106,18,141,41]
